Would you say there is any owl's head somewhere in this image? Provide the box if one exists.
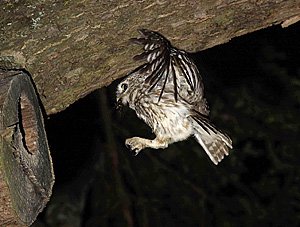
[116,74,138,107]
[116,80,129,105]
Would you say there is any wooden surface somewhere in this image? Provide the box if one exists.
[0,0,299,114]
[0,70,54,226]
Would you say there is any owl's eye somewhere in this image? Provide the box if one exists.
[121,83,128,92]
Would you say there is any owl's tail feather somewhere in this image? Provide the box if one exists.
[191,114,232,165]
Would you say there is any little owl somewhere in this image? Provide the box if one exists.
[116,29,232,165]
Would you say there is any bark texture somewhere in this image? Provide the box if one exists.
[0,70,54,226]
[0,0,299,115]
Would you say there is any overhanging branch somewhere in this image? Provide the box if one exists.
[0,0,299,114]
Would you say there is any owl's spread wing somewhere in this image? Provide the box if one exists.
[130,29,203,102]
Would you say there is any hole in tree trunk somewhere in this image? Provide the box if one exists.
[18,92,38,155]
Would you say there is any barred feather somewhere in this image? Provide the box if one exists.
[130,29,202,102]
[190,112,232,165]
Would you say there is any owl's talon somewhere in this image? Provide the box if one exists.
[125,137,145,154]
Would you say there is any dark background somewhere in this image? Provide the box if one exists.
[34,23,300,227]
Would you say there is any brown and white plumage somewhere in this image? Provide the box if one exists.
[116,29,232,165]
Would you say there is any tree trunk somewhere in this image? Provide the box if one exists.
[0,0,299,115]
[0,70,54,226]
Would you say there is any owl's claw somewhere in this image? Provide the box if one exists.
[133,150,140,156]
[125,137,145,155]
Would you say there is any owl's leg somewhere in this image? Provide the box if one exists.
[125,137,169,155]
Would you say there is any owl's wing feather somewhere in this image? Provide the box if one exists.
[172,55,194,90]
[132,47,161,61]
[169,61,178,102]
[179,54,198,90]
[146,56,167,85]
[159,63,170,102]
[190,111,232,165]
[130,29,201,102]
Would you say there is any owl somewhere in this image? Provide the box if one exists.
[116,29,232,165]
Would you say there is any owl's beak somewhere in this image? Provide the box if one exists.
[116,99,123,110]
[116,93,125,110]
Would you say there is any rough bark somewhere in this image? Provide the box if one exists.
[0,70,54,226]
[0,0,299,115]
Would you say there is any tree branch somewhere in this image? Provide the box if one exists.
[0,0,299,115]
